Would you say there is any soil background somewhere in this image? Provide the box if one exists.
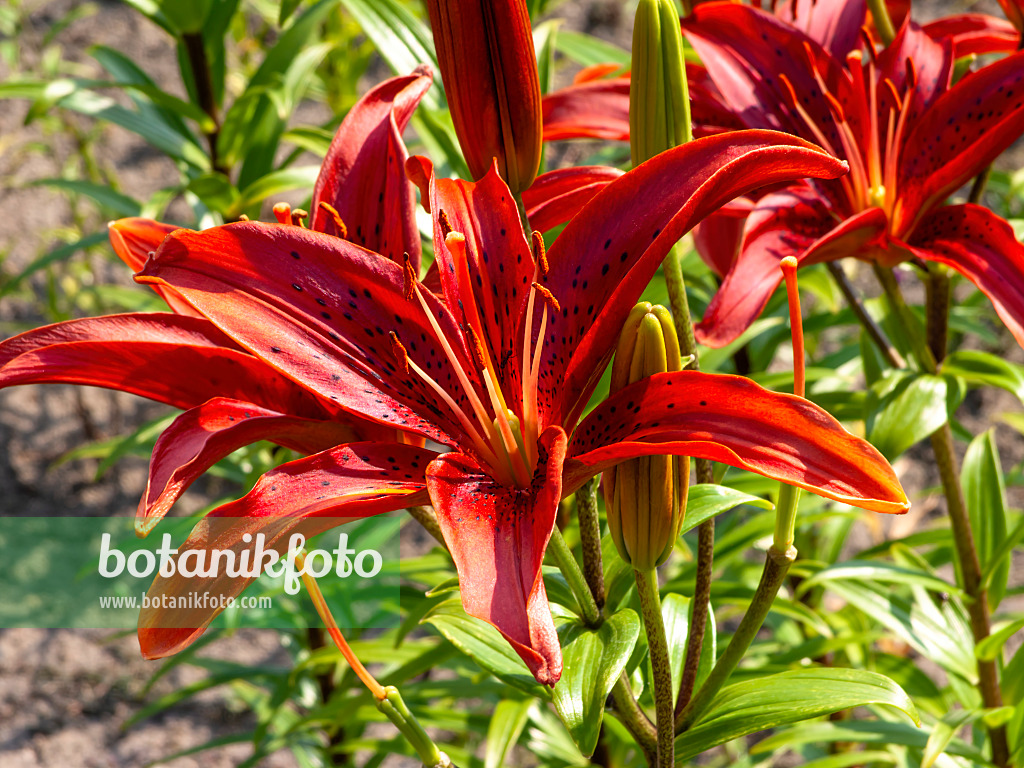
[0,0,1021,766]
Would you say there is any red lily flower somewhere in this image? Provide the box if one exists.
[118,130,908,687]
[681,2,1024,348]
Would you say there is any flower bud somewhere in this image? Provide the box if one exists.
[424,0,542,195]
[604,303,690,571]
[630,0,692,166]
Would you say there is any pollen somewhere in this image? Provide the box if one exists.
[531,230,548,276]
[389,331,410,374]
[438,209,454,239]
[402,253,417,300]
[531,282,560,313]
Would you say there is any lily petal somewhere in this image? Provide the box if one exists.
[692,196,755,279]
[522,166,624,234]
[895,50,1024,236]
[775,0,867,58]
[138,441,435,659]
[542,76,630,141]
[140,222,475,447]
[425,426,568,686]
[876,19,952,112]
[108,218,199,316]
[923,14,1019,57]
[138,397,367,537]
[310,67,433,268]
[565,371,908,514]
[909,203,1024,348]
[697,190,888,348]
[0,313,328,416]
[538,130,849,426]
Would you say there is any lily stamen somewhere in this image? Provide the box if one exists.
[317,201,348,239]
[273,202,292,224]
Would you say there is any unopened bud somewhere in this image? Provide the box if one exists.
[630,0,692,166]
[604,303,689,570]
[424,0,542,194]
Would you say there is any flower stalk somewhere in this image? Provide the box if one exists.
[297,552,452,767]
[634,568,675,768]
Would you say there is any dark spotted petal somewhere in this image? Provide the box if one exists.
[139,222,480,447]
[0,313,329,417]
[108,218,200,316]
[425,426,567,686]
[538,130,848,428]
[565,371,908,514]
[138,441,434,659]
[876,20,952,112]
[895,51,1024,237]
[682,3,854,153]
[430,163,534,395]
[697,190,887,348]
[522,166,623,234]
[138,397,372,536]
[310,68,432,268]
[909,203,1024,348]
[692,196,755,279]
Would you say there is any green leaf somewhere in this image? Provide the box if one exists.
[280,125,334,157]
[797,561,961,598]
[867,370,964,459]
[157,0,212,33]
[186,172,238,215]
[534,20,560,95]
[31,179,141,218]
[555,30,629,68]
[279,0,304,25]
[799,751,898,768]
[484,699,533,768]
[552,610,640,757]
[675,669,919,764]
[680,485,773,536]
[923,709,985,768]
[751,720,989,764]
[231,165,320,216]
[661,593,715,704]
[976,617,1024,662]
[337,0,440,107]
[943,350,1024,403]
[421,598,552,699]
[0,231,108,299]
[962,430,1011,609]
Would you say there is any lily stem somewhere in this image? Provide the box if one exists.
[827,262,906,369]
[298,552,453,768]
[866,0,896,46]
[576,477,606,609]
[181,32,226,176]
[548,527,602,627]
[610,673,658,763]
[922,268,1010,767]
[663,241,716,714]
[634,568,675,768]
[872,264,937,373]
[675,543,797,733]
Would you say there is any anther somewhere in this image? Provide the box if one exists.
[882,78,902,111]
[402,254,418,301]
[318,202,348,239]
[238,214,250,221]
[777,73,799,105]
[389,331,410,374]
[291,209,309,228]
[858,27,878,63]
[273,202,292,225]
[438,209,453,239]
[823,90,846,122]
[531,231,548,276]
[463,323,489,371]
[904,57,918,89]
[531,282,560,313]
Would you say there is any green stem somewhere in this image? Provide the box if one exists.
[576,477,606,609]
[548,527,602,627]
[675,519,713,713]
[664,243,698,365]
[872,264,937,373]
[827,262,906,369]
[181,31,225,175]
[377,687,452,767]
[610,673,658,763]
[968,166,991,205]
[923,268,1009,767]
[773,484,801,553]
[866,0,896,45]
[676,544,796,733]
[635,569,674,768]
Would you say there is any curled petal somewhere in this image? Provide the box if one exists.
[310,68,433,268]
[542,76,630,141]
[108,218,199,316]
[425,426,568,686]
[924,14,1019,57]
[138,442,434,659]
[692,196,755,279]
[565,371,908,514]
[138,397,369,536]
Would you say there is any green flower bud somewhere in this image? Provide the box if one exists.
[630,0,693,166]
[604,303,690,571]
